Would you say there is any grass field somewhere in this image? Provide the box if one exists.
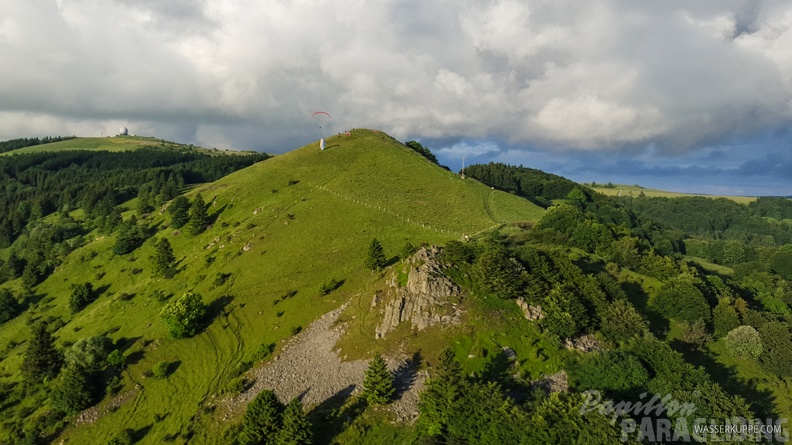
[0,135,243,156]
[0,129,544,444]
[591,184,757,204]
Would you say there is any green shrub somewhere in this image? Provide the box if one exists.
[152,361,170,378]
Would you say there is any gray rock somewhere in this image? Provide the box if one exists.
[516,297,544,321]
[375,246,462,339]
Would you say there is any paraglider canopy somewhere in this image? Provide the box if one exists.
[312,111,331,130]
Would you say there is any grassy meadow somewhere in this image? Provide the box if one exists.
[0,129,544,444]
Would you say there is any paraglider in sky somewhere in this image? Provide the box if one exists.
[312,111,331,130]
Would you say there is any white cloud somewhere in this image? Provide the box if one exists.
[1,0,791,154]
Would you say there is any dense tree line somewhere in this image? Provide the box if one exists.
[0,148,268,247]
[465,162,582,204]
[0,136,75,154]
[617,195,792,245]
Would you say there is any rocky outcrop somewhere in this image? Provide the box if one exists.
[531,370,569,394]
[516,297,544,321]
[564,334,602,352]
[375,246,462,339]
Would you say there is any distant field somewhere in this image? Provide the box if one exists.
[590,184,757,204]
[0,136,237,156]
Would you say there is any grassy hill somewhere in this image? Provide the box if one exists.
[0,136,234,157]
[0,130,544,443]
[591,183,756,204]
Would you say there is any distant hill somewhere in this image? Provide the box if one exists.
[590,183,757,204]
[0,135,244,157]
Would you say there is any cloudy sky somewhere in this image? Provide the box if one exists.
[1,0,792,195]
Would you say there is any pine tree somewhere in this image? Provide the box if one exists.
[364,238,387,271]
[277,398,313,445]
[50,363,92,414]
[152,238,177,278]
[239,389,285,445]
[417,348,466,437]
[363,353,395,406]
[169,195,191,229]
[0,288,19,323]
[21,321,63,384]
[69,282,95,313]
[187,194,209,236]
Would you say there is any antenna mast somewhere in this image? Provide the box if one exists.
[460,156,466,179]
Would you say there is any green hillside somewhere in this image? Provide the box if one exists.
[0,136,225,156]
[0,130,544,443]
[591,183,756,204]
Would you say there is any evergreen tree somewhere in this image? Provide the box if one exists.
[50,363,92,414]
[277,397,313,445]
[187,194,209,236]
[0,288,19,323]
[239,389,285,445]
[113,216,145,255]
[399,241,418,260]
[69,282,95,313]
[364,238,387,271]
[21,321,63,383]
[713,299,741,338]
[473,247,526,299]
[151,237,177,278]
[169,195,191,229]
[362,353,395,406]
[417,348,466,437]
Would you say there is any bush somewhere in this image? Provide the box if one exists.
[724,326,762,359]
[473,247,526,299]
[0,288,19,324]
[253,343,275,362]
[160,292,207,339]
[69,282,95,313]
[152,361,170,378]
[223,377,246,395]
[106,350,126,370]
[64,336,114,372]
[318,278,341,296]
[652,277,711,323]
[567,351,649,392]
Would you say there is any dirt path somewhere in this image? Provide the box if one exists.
[224,303,425,422]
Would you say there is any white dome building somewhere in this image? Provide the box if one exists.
[119,127,128,136]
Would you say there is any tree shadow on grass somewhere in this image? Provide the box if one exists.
[393,351,422,401]
[621,281,669,338]
[204,295,235,330]
[309,384,366,445]
[132,424,153,442]
[669,339,779,419]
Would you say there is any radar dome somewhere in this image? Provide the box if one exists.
[119,127,128,135]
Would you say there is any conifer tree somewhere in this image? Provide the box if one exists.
[21,321,63,383]
[364,238,387,271]
[239,389,285,445]
[0,288,19,323]
[152,238,177,278]
[50,363,92,414]
[277,397,313,445]
[417,348,466,437]
[169,195,191,229]
[187,194,209,236]
[362,353,395,406]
